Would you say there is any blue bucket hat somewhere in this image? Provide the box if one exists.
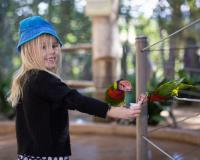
[17,16,62,51]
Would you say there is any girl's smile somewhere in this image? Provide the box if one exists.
[45,56,56,65]
[42,36,60,71]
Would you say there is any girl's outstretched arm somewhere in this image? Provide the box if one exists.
[106,94,146,119]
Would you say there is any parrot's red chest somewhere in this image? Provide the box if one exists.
[107,88,125,100]
[149,92,168,102]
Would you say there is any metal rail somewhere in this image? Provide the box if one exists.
[174,96,200,103]
[148,112,200,133]
[143,136,175,160]
[142,18,200,52]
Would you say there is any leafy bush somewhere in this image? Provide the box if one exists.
[0,70,15,120]
[177,70,200,105]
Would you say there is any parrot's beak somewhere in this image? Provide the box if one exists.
[122,85,132,91]
[124,86,132,92]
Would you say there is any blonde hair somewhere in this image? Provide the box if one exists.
[7,34,62,107]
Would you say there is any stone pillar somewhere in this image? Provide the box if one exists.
[86,0,122,100]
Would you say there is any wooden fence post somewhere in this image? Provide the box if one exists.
[135,36,148,160]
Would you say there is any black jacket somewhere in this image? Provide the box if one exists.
[16,69,110,157]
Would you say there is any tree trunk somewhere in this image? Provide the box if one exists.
[165,38,175,80]
[48,0,53,22]
[184,37,200,76]
[159,28,166,76]
[121,41,129,78]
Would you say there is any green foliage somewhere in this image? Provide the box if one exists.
[0,70,14,119]
[61,53,92,80]
[178,69,200,85]
[177,70,200,101]
[147,102,165,126]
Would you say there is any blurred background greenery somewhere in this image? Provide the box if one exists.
[0,0,200,125]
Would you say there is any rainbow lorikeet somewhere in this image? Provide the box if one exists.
[105,79,133,106]
[148,79,194,102]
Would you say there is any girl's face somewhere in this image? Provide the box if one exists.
[41,36,61,71]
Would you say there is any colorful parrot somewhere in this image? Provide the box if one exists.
[105,79,132,106]
[148,79,194,102]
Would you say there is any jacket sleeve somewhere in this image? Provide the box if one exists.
[29,70,110,118]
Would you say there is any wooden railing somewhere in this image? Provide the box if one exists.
[62,43,92,53]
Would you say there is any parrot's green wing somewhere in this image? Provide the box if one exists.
[171,83,195,96]
[154,79,184,96]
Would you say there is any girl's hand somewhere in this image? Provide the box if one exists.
[106,93,147,119]
[106,104,141,119]
[137,94,148,104]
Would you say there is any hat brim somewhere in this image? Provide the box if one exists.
[17,26,62,51]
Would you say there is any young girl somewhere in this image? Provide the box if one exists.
[8,16,145,160]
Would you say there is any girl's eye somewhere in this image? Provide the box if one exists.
[42,45,47,49]
[52,44,58,48]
